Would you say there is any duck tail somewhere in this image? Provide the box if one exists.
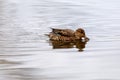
[50,27,56,31]
[50,27,62,34]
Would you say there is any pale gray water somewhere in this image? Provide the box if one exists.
[0,0,120,80]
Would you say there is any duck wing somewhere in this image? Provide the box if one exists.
[51,28,75,37]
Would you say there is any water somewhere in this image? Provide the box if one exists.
[0,0,120,80]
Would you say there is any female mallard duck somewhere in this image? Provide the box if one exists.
[47,28,89,42]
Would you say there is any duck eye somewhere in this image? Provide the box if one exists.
[81,31,84,33]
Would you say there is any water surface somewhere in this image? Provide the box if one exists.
[0,0,120,80]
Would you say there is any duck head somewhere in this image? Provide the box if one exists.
[74,28,89,42]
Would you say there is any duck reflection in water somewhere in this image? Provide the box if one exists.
[46,28,89,51]
[49,40,88,51]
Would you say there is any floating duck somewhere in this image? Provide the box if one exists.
[46,28,89,42]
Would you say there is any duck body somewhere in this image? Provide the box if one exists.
[47,28,89,42]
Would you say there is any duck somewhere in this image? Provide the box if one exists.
[46,28,89,42]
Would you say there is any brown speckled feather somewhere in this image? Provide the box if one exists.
[51,28,74,37]
[48,32,75,41]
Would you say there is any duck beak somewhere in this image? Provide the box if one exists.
[81,37,89,42]
[81,37,86,42]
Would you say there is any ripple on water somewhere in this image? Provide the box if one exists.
[0,0,120,80]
